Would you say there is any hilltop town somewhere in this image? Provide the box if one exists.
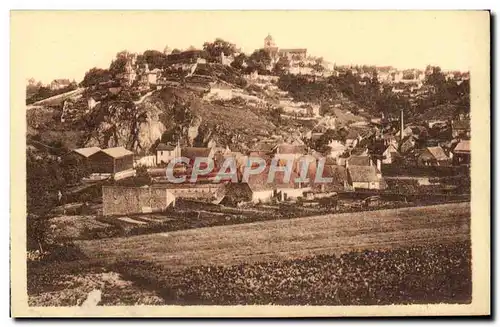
[26,34,471,306]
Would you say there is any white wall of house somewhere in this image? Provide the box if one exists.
[382,146,398,164]
[277,187,306,200]
[156,146,181,165]
[352,181,381,190]
[251,190,274,203]
[147,73,157,85]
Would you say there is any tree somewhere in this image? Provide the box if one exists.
[143,50,167,70]
[247,49,272,74]
[312,63,325,73]
[424,66,446,89]
[203,38,238,61]
[26,152,65,213]
[109,51,131,77]
[60,155,91,186]
[81,68,112,87]
[171,48,182,54]
[230,53,248,70]
[269,106,284,125]
[274,56,290,75]
[27,213,51,252]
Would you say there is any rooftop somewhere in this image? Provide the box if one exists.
[425,146,449,161]
[100,147,134,159]
[453,140,470,153]
[347,155,371,166]
[72,146,101,158]
[181,147,213,160]
[348,165,380,183]
[156,143,177,151]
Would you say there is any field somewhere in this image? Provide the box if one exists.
[29,202,471,306]
[76,202,470,270]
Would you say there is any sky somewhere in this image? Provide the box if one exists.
[11,11,488,84]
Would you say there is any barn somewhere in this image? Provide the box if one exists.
[69,146,102,160]
[89,147,134,175]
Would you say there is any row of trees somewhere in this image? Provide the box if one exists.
[27,151,90,214]
[26,148,91,251]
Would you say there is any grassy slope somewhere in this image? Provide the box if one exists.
[76,202,470,271]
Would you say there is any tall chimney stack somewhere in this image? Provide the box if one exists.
[400,109,404,143]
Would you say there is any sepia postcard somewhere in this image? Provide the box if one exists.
[10,10,490,317]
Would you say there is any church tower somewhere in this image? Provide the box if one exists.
[264,34,276,49]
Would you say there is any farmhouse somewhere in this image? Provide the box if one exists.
[382,144,401,164]
[232,168,308,204]
[453,140,471,166]
[89,147,135,176]
[156,142,181,165]
[347,165,384,190]
[417,146,450,166]
[102,186,176,216]
[245,170,275,203]
[274,171,309,201]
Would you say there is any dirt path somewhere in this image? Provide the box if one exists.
[76,202,470,270]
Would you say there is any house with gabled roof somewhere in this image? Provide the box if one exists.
[181,146,215,166]
[453,140,470,166]
[400,135,418,154]
[88,146,135,176]
[156,141,181,165]
[347,165,385,190]
[417,146,450,166]
[382,144,401,164]
[69,146,102,159]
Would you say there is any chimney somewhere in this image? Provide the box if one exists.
[400,109,404,143]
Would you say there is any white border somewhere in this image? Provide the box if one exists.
[4,1,497,325]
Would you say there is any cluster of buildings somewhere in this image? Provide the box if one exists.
[59,35,471,217]
[68,102,471,217]
[116,53,163,90]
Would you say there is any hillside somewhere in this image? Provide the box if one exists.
[26,61,372,155]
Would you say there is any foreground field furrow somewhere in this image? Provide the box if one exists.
[76,203,470,271]
[131,226,469,268]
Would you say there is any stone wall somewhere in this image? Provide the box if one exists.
[102,186,175,216]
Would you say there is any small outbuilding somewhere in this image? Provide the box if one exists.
[89,147,134,175]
